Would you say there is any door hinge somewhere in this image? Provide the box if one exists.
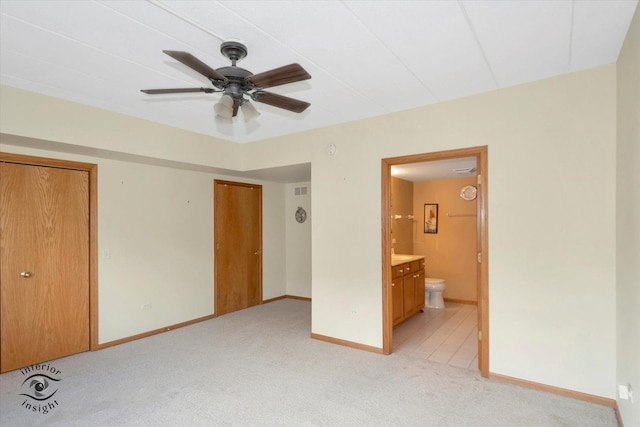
[478,330,482,341]
[477,252,482,263]
[477,174,481,185]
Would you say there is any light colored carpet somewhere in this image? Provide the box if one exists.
[0,299,617,426]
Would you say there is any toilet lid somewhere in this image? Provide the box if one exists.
[425,278,445,284]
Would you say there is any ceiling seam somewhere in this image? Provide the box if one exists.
[1,44,211,113]
[0,8,208,88]
[97,0,227,69]
[338,0,440,103]
[214,1,387,112]
[145,0,226,42]
[457,1,500,89]
[567,0,575,72]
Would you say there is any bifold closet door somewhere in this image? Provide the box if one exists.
[0,162,89,373]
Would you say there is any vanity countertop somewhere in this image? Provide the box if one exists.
[391,254,425,266]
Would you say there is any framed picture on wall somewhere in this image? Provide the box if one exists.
[424,203,438,234]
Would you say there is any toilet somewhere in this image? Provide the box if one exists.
[425,278,446,309]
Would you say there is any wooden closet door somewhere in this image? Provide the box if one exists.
[214,180,262,316]
[0,162,89,373]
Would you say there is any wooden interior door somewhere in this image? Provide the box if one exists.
[0,162,90,373]
[214,180,262,316]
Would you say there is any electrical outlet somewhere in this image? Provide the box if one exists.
[141,303,152,310]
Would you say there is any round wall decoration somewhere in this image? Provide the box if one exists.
[460,185,477,201]
[295,206,307,223]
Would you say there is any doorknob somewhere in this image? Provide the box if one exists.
[254,250,261,255]
[21,271,32,278]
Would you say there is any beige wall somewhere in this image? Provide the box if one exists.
[285,182,312,298]
[390,177,414,255]
[0,138,288,343]
[413,177,477,302]
[0,61,618,399]
[0,86,242,170]
[306,64,616,399]
[616,5,640,426]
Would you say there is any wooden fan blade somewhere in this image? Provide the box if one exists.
[141,88,215,94]
[247,63,311,89]
[163,50,227,82]
[232,99,240,117]
[252,91,310,113]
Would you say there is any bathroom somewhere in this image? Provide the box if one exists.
[391,157,478,306]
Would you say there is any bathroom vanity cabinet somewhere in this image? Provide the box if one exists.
[391,256,426,326]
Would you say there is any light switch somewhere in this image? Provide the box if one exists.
[619,384,630,400]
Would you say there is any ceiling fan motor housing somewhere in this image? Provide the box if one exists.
[215,66,254,99]
[220,40,248,64]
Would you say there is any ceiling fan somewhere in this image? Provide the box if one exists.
[141,40,311,121]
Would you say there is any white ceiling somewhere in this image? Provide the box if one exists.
[0,0,637,145]
[392,157,477,182]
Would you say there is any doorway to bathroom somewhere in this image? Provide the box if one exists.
[381,146,489,378]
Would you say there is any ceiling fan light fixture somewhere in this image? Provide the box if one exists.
[240,100,261,123]
[214,94,234,119]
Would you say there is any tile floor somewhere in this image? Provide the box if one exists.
[392,302,479,370]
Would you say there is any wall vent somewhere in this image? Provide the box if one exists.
[294,186,308,196]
